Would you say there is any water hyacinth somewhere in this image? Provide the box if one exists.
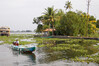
[34,37,99,63]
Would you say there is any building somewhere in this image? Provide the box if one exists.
[0,26,10,36]
[43,28,56,36]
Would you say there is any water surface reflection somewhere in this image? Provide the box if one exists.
[12,50,36,66]
[0,44,36,66]
[36,46,99,66]
[0,44,99,66]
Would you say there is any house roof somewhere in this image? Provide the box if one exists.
[0,26,10,29]
[43,28,56,32]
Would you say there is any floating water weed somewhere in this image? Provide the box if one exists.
[34,37,99,63]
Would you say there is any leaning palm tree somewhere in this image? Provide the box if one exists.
[64,1,72,11]
[43,6,57,36]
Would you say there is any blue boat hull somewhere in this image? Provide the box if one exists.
[11,45,36,53]
[21,47,36,52]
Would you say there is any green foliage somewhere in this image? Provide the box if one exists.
[33,6,57,35]
[89,16,96,21]
[34,37,99,63]
[55,11,88,36]
[64,1,72,11]
[33,2,97,36]
[43,25,49,30]
[96,20,99,28]
[36,24,43,33]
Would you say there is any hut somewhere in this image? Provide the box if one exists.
[43,28,56,36]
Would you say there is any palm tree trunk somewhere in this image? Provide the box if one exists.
[48,22,50,36]
[52,21,54,36]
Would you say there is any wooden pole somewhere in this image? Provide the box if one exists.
[87,0,91,15]
[86,0,91,36]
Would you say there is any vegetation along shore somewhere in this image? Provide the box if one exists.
[32,1,99,63]
[35,37,99,64]
[0,34,99,64]
[0,0,99,65]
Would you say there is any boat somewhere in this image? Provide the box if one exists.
[11,45,36,53]
[41,36,53,38]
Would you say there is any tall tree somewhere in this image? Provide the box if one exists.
[64,0,72,11]
[43,6,57,35]
[56,11,88,36]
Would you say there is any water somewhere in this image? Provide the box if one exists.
[0,44,36,66]
[0,44,99,66]
[10,32,35,34]
[0,41,4,43]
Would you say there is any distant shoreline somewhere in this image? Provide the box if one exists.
[10,32,35,34]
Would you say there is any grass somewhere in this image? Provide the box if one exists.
[0,34,34,45]
[88,32,99,38]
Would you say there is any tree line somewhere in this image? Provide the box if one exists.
[33,1,99,36]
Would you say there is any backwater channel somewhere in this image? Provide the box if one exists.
[0,32,99,66]
[0,43,98,66]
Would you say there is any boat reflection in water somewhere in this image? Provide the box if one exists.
[11,49,36,66]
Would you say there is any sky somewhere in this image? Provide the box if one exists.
[0,0,99,31]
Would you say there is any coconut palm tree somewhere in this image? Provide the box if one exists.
[64,1,72,11]
[43,6,57,36]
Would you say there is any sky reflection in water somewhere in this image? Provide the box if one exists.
[0,44,98,66]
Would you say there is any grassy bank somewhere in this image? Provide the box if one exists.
[0,34,34,45]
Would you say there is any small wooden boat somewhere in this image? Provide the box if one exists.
[11,45,36,53]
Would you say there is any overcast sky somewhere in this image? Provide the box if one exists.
[0,0,99,31]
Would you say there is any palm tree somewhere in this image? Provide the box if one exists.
[64,1,72,11]
[56,9,64,20]
[43,6,57,36]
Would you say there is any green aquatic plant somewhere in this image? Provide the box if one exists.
[34,37,99,63]
[72,54,99,64]
[0,34,34,45]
